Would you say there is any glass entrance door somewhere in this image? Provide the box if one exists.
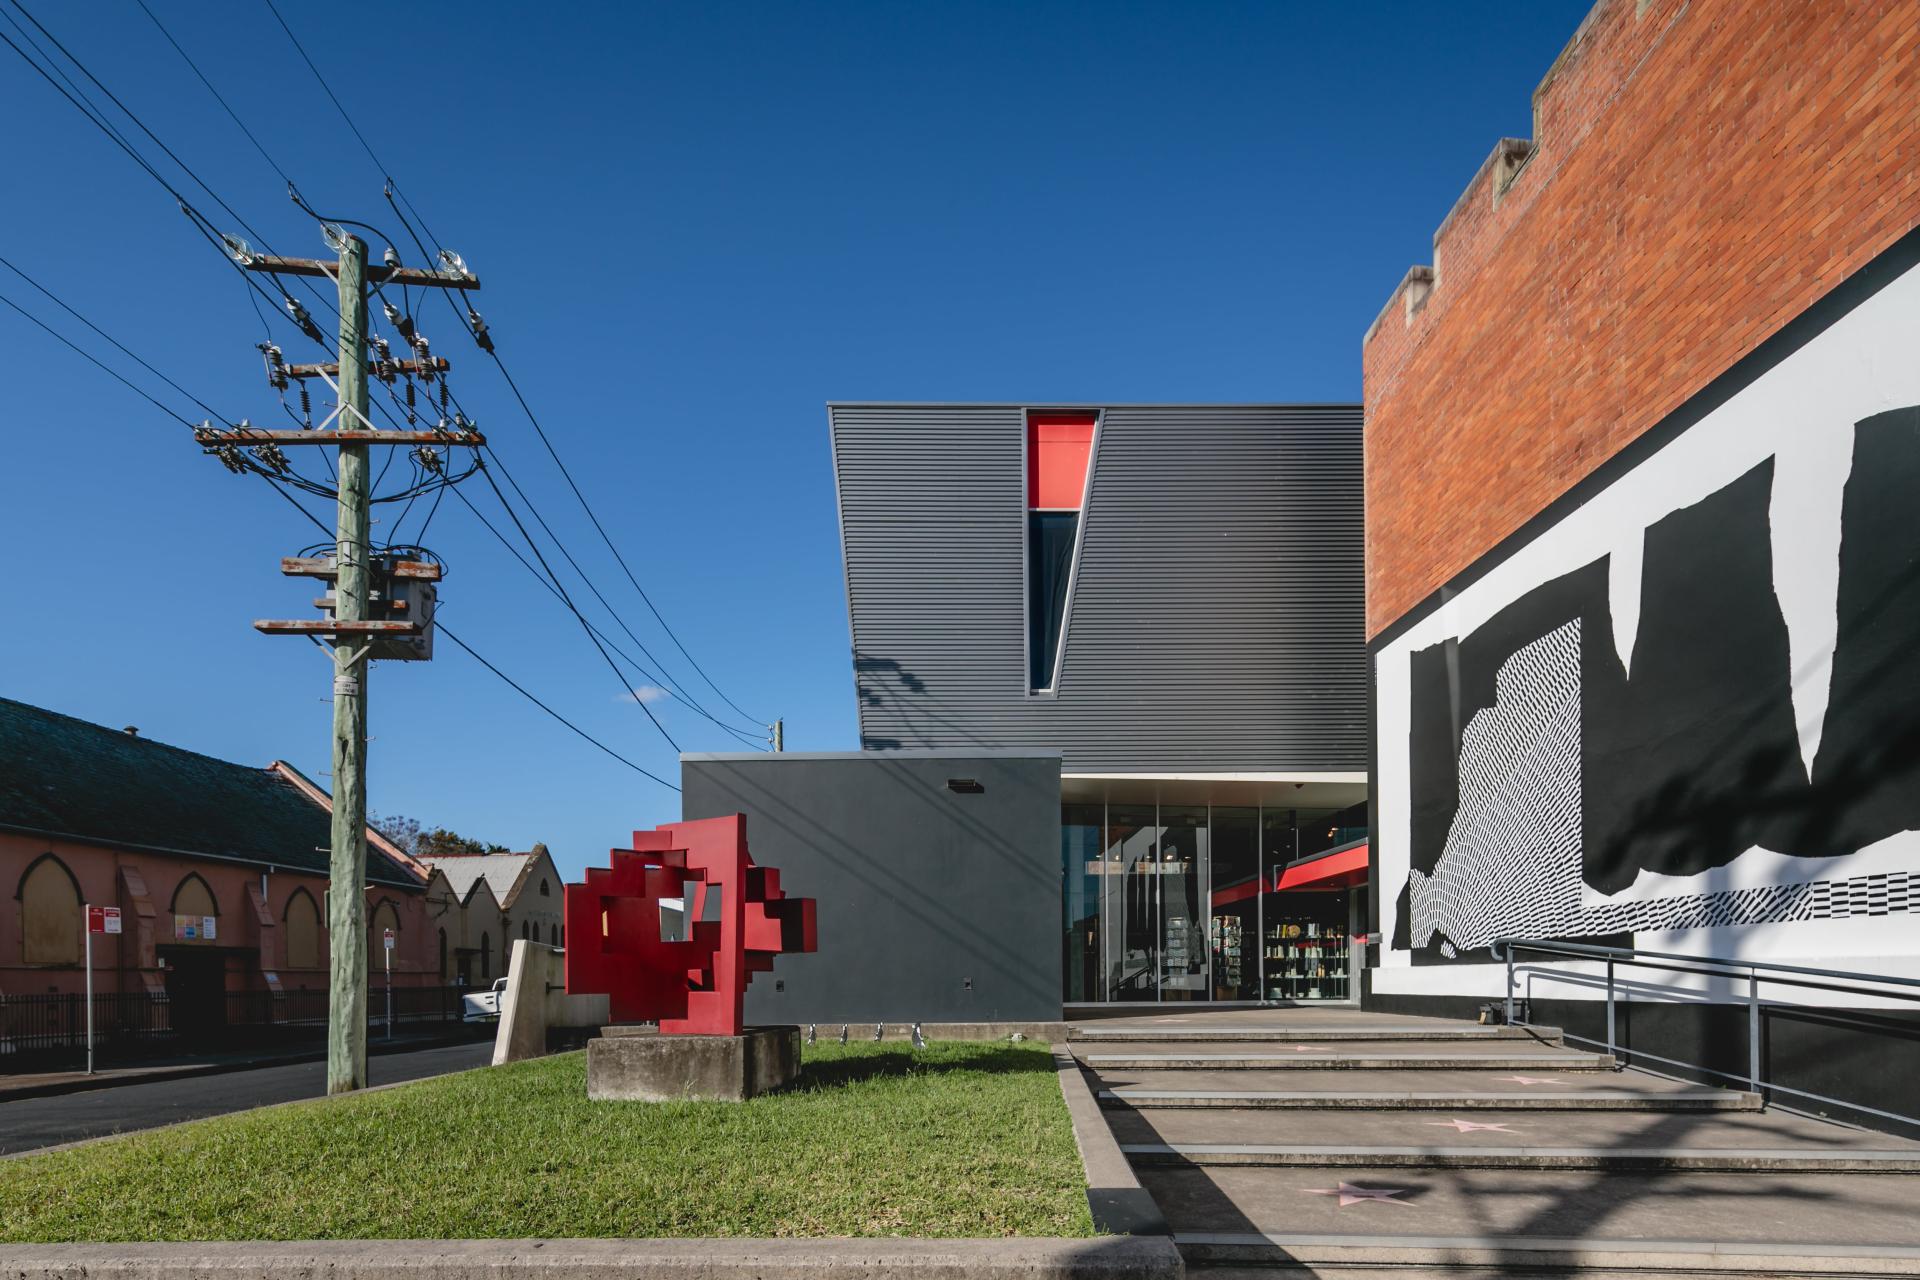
[1102,805,1159,1001]
[1157,806,1207,1000]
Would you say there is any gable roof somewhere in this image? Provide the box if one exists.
[419,848,555,909]
[421,853,529,905]
[0,697,422,888]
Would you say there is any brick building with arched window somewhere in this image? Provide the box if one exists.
[0,697,445,1050]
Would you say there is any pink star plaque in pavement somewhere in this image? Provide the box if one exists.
[1305,1182,1412,1207]
[1494,1075,1564,1085]
[1427,1119,1519,1133]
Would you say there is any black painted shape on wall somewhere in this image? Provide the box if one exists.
[1399,413,1920,961]
[1404,558,1610,964]
[1807,406,1920,851]
[1583,460,1803,894]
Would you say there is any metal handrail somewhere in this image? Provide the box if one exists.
[1491,936,1920,1129]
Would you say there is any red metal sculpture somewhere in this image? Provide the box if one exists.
[562,814,816,1036]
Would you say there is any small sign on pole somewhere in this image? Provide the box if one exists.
[83,905,121,1074]
[384,929,395,1040]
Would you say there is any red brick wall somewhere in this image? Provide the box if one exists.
[1361,0,1920,639]
[0,832,440,998]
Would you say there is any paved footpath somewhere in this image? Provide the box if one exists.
[1072,1007,1920,1276]
[0,1040,492,1156]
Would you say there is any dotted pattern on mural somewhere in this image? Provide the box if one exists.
[1404,618,1917,956]
[1408,619,1584,956]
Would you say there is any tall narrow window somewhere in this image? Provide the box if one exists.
[1027,411,1095,690]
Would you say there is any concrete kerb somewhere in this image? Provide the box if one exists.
[1052,1045,1173,1239]
[0,1238,1182,1280]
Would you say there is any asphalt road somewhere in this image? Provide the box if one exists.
[0,1041,494,1156]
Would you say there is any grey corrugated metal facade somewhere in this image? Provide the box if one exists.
[830,403,1366,773]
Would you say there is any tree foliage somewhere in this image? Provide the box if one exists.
[372,813,506,857]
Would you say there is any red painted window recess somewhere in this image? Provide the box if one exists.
[1027,412,1095,510]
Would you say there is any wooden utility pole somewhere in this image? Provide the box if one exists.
[203,229,481,1094]
[327,233,372,1094]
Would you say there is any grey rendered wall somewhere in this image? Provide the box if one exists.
[681,751,1063,1024]
[830,403,1366,773]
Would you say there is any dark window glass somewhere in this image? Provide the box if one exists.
[1028,511,1078,688]
[1209,808,1259,1000]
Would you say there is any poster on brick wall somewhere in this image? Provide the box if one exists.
[1372,241,1920,998]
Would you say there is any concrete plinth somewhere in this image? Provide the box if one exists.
[587,1025,801,1102]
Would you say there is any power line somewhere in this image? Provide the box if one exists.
[0,290,193,426]
[437,622,679,793]
[480,353,770,727]
[0,2,335,358]
[0,272,339,545]
[134,0,293,187]
[477,439,763,734]
[390,197,771,730]
[7,0,294,286]
[0,253,232,425]
[5,7,688,812]
[444,480,768,750]
[254,55,774,734]
[468,459,685,753]
[261,0,387,179]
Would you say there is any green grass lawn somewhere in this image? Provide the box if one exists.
[0,1042,1094,1242]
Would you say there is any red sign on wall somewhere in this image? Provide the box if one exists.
[87,906,122,935]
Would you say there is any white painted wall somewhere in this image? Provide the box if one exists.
[1373,257,1920,1003]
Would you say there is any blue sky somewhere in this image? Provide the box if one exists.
[0,1,1589,879]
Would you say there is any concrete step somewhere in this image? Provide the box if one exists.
[1101,1088,1758,1112]
[1177,1235,1920,1276]
[1068,1024,1563,1044]
[1104,1101,1911,1154]
[1078,1048,1616,1072]
[1122,1141,1920,1172]
[1144,1166,1920,1267]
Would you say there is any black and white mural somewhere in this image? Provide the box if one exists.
[1373,250,1920,997]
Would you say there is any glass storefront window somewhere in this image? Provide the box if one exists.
[1064,799,1363,1004]
[1262,889,1350,1002]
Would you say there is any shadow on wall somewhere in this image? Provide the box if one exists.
[854,655,1011,754]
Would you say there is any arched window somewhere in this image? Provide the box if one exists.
[437,927,448,981]
[17,853,82,965]
[550,923,559,946]
[169,872,219,943]
[171,872,219,918]
[539,879,550,897]
[520,920,530,941]
[283,888,322,969]
[479,932,492,980]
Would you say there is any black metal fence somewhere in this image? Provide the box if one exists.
[0,985,473,1063]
